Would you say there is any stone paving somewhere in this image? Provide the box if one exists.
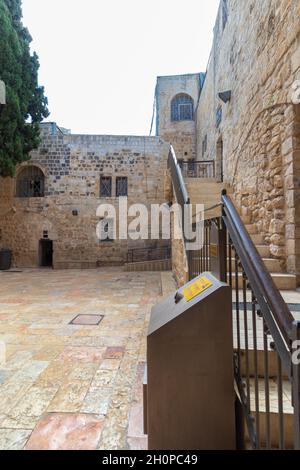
[0,268,176,450]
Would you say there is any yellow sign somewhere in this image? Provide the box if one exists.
[183,276,213,302]
[210,244,218,258]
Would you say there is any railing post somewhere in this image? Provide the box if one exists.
[293,321,300,449]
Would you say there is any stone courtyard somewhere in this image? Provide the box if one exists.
[0,268,176,450]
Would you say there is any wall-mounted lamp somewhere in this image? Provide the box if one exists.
[218,90,232,103]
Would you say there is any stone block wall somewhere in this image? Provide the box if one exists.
[197,0,300,280]
[0,124,170,268]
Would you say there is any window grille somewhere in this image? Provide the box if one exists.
[216,106,222,127]
[171,94,194,121]
[100,176,112,197]
[16,166,45,198]
[116,177,128,197]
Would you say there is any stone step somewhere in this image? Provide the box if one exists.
[228,257,282,273]
[238,349,289,379]
[251,234,265,245]
[245,224,257,235]
[243,378,294,449]
[124,258,171,272]
[231,272,296,290]
[263,258,283,273]
[240,215,252,225]
[256,245,271,258]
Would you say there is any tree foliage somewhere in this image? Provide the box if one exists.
[0,0,49,176]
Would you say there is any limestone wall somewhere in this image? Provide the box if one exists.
[0,124,170,268]
[197,0,300,279]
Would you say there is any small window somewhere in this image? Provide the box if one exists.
[116,177,128,197]
[222,0,228,30]
[171,94,194,122]
[16,166,45,198]
[100,176,112,197]
[216,106,222,127]
[202,135,208,157]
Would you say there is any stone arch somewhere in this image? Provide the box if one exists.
[16,165,45,198]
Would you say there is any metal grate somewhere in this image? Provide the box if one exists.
[16,166,45,198]
[171,94,194,121]
[116,177,128,197]
[100,176,112,197]
[69,314,104,326]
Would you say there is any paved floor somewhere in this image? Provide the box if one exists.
[0,268,176,450]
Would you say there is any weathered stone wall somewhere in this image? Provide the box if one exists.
[0,124,170,268]
[156,74,201,161]
[197,0,300,280]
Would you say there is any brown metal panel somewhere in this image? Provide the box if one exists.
[146,273,235,450]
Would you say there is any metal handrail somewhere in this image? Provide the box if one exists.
[222,191,294,349]
[167,146,190,206]
[178,159,215,179]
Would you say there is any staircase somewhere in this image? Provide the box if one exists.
[124,258,171,272]
[185,178,227,219]
[239,217,296,291]
[184,178,296,291]
[168,146,300,450]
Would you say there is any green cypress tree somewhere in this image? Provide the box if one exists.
[0,0,49,176]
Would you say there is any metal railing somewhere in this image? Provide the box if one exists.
[126,246,171,264]
[168,146,190,208]
[188,190,300,450]
[167,147,300,449]
[178,160,215,179]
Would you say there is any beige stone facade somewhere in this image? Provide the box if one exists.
[196,0,300,282]
[0,124,169,268]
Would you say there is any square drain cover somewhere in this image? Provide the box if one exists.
[70,314,104,326]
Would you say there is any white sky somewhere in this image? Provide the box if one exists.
[22,0,220,135]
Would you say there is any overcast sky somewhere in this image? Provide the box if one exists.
[22,0,220,135]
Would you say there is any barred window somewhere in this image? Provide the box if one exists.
[171,94,194,122]
[116,177,128,197]
[100,176,112,197]
[16,166,45,198]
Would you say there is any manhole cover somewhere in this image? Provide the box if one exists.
[69,314,104,326]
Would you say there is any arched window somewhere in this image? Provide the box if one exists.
[171,94,194,122]
[16,166,45,197]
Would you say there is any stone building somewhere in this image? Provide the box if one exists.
[195,0,300,283]
[1,0,300,285]
[0,123,169,268]
[155,73,204,161]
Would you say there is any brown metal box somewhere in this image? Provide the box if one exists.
[146,272,235,450]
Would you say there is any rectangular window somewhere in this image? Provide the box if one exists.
[116,177,128,197]
[216,106,222,127]
[178,103,193,121]
[100,176,112,197]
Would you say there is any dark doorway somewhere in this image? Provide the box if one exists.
[39,239,53,267]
